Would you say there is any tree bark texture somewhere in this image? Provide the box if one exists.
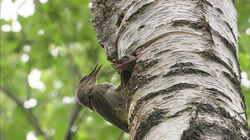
[90,0,249,139]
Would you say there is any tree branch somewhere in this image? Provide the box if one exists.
[116,132,125,140]
[0,86,50,140]
[64,103,82,140]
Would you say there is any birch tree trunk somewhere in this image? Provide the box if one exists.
[90,0,249,139]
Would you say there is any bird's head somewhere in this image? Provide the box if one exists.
[75,64,102,108]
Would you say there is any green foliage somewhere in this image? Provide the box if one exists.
[0,0,249,139]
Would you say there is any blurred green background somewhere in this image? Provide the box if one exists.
[0,0,249,140]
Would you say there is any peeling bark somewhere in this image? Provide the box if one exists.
[90,0,249,139]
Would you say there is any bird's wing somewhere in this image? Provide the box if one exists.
[90,92,129,133]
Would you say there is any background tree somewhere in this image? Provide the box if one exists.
[0,0,249,140]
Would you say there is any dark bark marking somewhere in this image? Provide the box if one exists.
[107,51,119,61]
[222,71,245,108]
[198,0,217,46]
[197,49,239,81]
[126,75,148,97]
[222,71,242,95]
[215,98,227,104]
[227,58,234,68]
[138,24,146,31]
[163,68,211,77]
[224,21,238,43]
[117,0,137,25]
[167,107,193,119]
[135,59,160,73]
[129,83,199,124]
[134,107,195,140]
[169,18,211,41]
[181,121,246,140]
[194,102,247,130]
[211,26,241,78]
[154,49,171,57]
[115,0,156,52]
[162,95,175,101]
[168,7,240,78]
[170,62,194,69]
[190,102,232,119]
[116,12,125,27]
[133,109,166,140]
[181,102,248,140]
[203,0,238,44]
[125,1,156,22]
[205,88,232,102]
[150,48,158,53]
[198,0,240,78]
[125,74,160,108]
[148,75,159,81]
[215,29,238,58]
[170,19,206,30]
[215,7,224,14]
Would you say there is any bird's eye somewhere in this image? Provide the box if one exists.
[79,76,87,83]
[123,56,129,60]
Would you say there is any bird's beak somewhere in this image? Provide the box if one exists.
[87,64,102,83]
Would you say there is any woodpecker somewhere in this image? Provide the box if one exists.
[112,54,137,86]
[75,65,129,133]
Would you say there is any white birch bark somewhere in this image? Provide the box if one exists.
[90,0,249,139]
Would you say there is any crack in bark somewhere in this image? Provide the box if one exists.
[205,88,232,102]
[132,30,203,56]
[125,0,156,22]
[154,49,171,57]
[167,107,193,119]
[131,26,204,59]
[132,32,174,55]
[213,29,240,74]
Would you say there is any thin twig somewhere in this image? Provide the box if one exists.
[116,132,125,140]
[0,86,50,140]
[25,62,31,100]
[64,103,82,140]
